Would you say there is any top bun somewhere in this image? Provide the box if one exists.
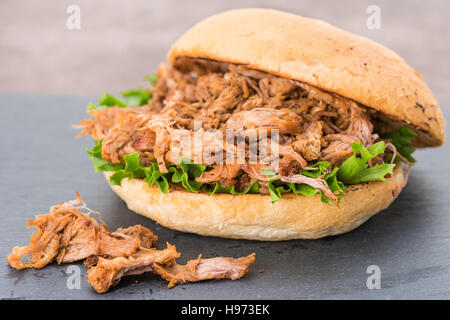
[168,8,445,147]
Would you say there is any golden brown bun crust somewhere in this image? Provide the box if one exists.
[105,165,405,241]
[168,8,445,147]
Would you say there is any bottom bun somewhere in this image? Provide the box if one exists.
[105,165,405,241]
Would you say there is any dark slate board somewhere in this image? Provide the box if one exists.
[1,94,449,300]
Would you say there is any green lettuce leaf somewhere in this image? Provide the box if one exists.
[122,88,151,107]
[168,158,206,193]
[208,181,259,196]
[144,74,158,86]
[283,162,344,204]
[267,178,288,203]
[337,141,395,185]
[261,168,276,177]
[87,74,157,110]
[86,139,124,172]
[267,178,336,205]
[325,167,346,197]
[143,162,170,194]
[109,152,148,186]
[381,126,417,162]
[99,93,126,108]
[256,161,344,204]
[301,161,331,178]
[87,93,126,110]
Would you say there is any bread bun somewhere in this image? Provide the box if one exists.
[169,8,445,147]
[105,165,405,241]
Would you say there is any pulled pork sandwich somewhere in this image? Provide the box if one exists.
[75,9,445,241]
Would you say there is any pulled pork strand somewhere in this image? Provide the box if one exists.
[196,164,241,186]
[152,253,256,288]
[225,108,302,136]
[291,121,323,161]
[87,244,180,293]
[280,174,338,202]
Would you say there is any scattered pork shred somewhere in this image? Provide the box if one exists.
[152,253,256,288]
[6,193,154,269]
[76,58,377,199]
[88,244,180,293]
[7,195,256,293]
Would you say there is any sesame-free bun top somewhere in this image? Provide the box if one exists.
[168,8,445,147]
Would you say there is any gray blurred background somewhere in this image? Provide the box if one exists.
[0,0,449,109]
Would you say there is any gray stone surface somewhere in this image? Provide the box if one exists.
[0,94,449,299]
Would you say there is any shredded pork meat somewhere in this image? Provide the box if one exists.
[8,195,256,293]
[6,194,157,269]
[77,58,378,195]
[152,253,256,288]
[87,244,180,293]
